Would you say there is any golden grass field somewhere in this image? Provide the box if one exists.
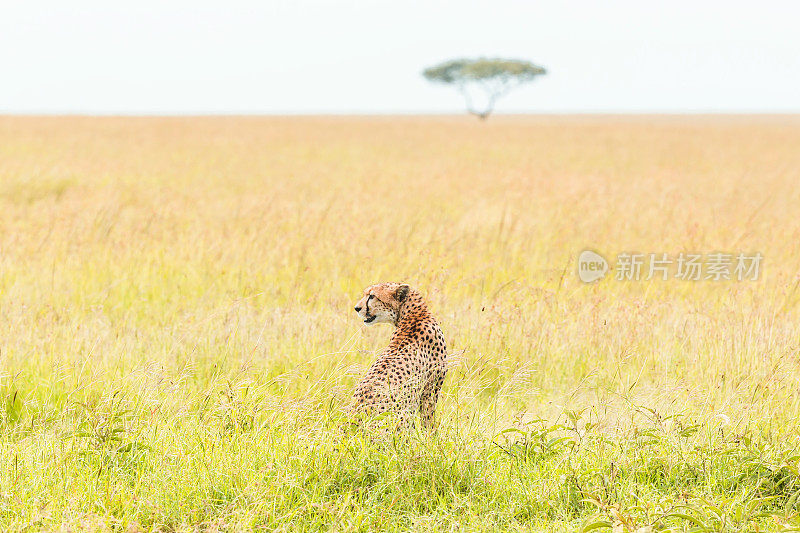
[1,115,800,531]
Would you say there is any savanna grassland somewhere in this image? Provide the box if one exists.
[1,115,800,532]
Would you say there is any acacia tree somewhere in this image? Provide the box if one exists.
[422,58,546,120]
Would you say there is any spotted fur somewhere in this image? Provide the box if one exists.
[352,283,447,430]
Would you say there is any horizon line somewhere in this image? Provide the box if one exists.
[2,110,799,118]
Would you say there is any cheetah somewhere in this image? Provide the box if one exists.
[352,283,447,430]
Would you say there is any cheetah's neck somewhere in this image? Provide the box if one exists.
[388,292,435,348]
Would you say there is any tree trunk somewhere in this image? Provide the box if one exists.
[468,109,491,120]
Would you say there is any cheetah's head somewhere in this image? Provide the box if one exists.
[354,282,411,326]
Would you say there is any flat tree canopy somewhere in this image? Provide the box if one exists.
[423,58,546,119]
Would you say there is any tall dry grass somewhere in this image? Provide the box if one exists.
[1,115,799,531]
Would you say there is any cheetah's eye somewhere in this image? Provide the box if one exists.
[367,295,374,301]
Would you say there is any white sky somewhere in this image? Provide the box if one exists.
[1,1,799,114]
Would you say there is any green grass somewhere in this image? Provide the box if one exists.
[4,373,800,531]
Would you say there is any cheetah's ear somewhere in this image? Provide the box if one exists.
[394,284,410,303]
